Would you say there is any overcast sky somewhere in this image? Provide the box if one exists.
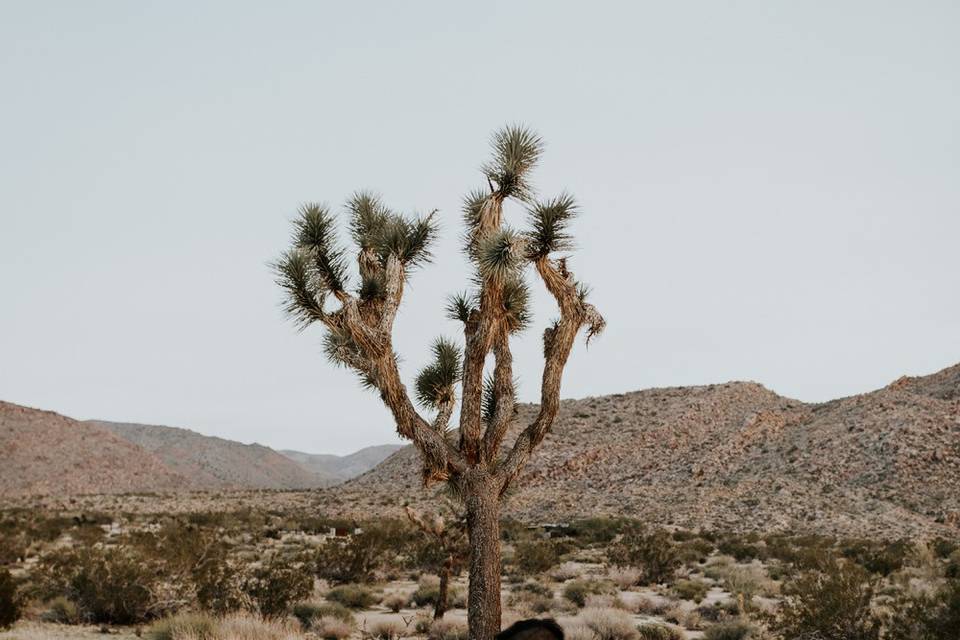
[2,2,958,455]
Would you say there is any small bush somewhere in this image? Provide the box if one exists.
[428,618,469,640]
[563,579,615,608]
[40,596,81,624]
[581,607,640,640]
[383,592,407,613]
[292,601,355,629]
[316,617,354,640]
[243,557,313,618]
[672,578,709,603]
[409,576,462,608]
[146,612,218,640]
[215,612,304,640]
[703,621,755,640]
[775,560,880,640]
[36,547,159,624]
[636,623,685,640]
[608,528,680,585]
[608,566,642,589]
[369,619,405,640]
[0,568,23,629]
[326,584,379,609]
[514,539,562,574]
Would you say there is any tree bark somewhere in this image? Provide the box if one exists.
[434,557,452,619]
[463,470,501,640]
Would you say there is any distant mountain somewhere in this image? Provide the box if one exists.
[330,362,960,539]
[279,444,404,485]
[0,402,189,496]
[90,421,335,489]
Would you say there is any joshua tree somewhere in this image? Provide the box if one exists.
[274,125,604,640]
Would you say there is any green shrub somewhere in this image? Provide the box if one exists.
[568,518,630,545]
[563,579,615,607]
[36,547,159,624]
[192,553,247,615]
[326,584,379,609]
[636,623,684,640]
[775,560,880,640]
[513,539,561,574]
[608,528,680,585]
[292,601,354,629]
[885,577,960,640]
[672,578,709,603]
[0,568,23,629]
[717,538,765,563]
[840,539,910,576]
[243,556,313,618]
[703,621,754,640]
[316,529,392,584]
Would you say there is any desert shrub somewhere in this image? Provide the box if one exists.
[369,619,405,640]
[383,592,407,613]
[215,612,304,640]
[608,566,642,589]
[326,583,379,609]
[885,577,960,640]
[931,537,958,559]
[568,518,631,545]
[36,547,160,624]
[551,561,584,581]
[409,575,463,608]
[243,556,313,618]
[40,596,81,624]
[841,539,911,576]
[672,578,709,603]
[316,528,393,584]
[315,617,354,640]
[707,564,773,602]
[429,618,469,640]
[192,553,247,614]
[563,579,615,608]
[717,539,765,563]
[636,623,685,640]
[677,538,715,564]
[146,612,218,640]
[292,601,354,627]
[702,620,755,640]
[581,606,640,640]
[775,560,880,640]
[608,528,680,584]
[0,533,26,566]
[0,568,23,629]
[514,539,562,574]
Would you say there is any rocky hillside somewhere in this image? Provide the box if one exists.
[333,363,960,538]
[0,402,190,495]
[91,421,333,490]
[279,445,403,485]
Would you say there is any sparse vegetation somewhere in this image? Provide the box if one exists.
[0,568,23,629]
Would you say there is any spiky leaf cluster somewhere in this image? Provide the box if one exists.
[415,337,463,409]
[375,212,437,270]
[481,374,519,425]
[501,277,532,333]
[446,292,475,324]
[477,227,526,283]
[292,204,349,294]
[347,191,390,253]
[526,193,577,260]
[482,125,544,202]
[274,248,326,329]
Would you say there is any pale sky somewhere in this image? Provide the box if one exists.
[2,2,958,455]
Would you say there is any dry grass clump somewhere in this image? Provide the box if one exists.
[314,617,354,640]
[634,595,672,616]
[148,612,305,640]
[368,619,405,640]
[552,561,586,581]
[563,620,595,640]
[428,618,469,640]
[635,622,686,640]
[702,620,756,640]
[581,606,639,640]
[382,592,408,612]
[584,594,630,610]
[663,605,702,631]
[608,567,643,589]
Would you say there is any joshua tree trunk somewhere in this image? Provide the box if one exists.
[464,472,502,638]
[275,126,605,640]
[435,558,452,619]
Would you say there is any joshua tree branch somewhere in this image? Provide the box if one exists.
[496,257,604,494]
[482,336,514,463]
